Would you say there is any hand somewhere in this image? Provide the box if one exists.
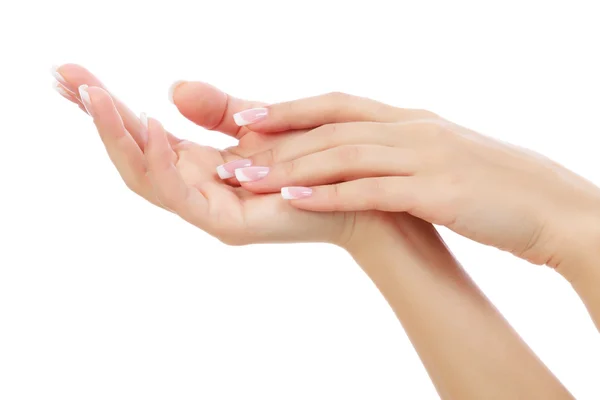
[51,65,357,245]
[51,66,427,248]
[229,94,600,270]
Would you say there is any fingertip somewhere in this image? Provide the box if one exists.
[168,80,186,104]
[173,81,228,127]
[85,85,110,98]
[216,164,233,180]
[144,115,163,157]
[54,63,92,86]
[83,86,116,117]
[281,186,313,200]
[232,107,269,127]
[52,81,79,103]
[51,65,68,86]
[145,116,169,149]
[140,112,149,147]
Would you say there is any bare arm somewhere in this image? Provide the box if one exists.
[557,227,600,333]
[348,213,573,399]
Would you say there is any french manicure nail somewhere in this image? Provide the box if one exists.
[53,81,70,98]
[235,166,270,182]
[168,80,186,104]
[50,65,68,86]
[216,159,253,179]
[140,112,148,145]
[233,108,268,126]
[78,85,92,116]
[281,187,313,200]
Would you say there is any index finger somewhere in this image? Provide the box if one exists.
[233,92,437,133]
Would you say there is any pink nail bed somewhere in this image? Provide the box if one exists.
[281,187,313,200]
[216,159,252,179]
[233,108,268,126]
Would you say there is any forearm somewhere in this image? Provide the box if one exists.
[347,214,572,399]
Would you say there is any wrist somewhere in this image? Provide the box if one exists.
[553,199,600,283]
[339,211,400,258]
[340,211,453,272]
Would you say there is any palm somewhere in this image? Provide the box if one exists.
[170,130,346,245]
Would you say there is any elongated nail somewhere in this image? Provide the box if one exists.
[233,108,268,126]
[235,166,270,182]
[216,159,252,179]
[168,80,186,104]
[78,85,92,116]
[53,81,70,98]
[140,112,148,145]
[50,65,68,86]
[281,187,313,200]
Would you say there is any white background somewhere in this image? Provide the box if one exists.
[1,0,600,398]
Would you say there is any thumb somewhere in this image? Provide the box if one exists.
[169,81,265,139]
[232,91,434,133]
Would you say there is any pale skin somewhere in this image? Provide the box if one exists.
[231,96,600,334]
[51,64,593,398]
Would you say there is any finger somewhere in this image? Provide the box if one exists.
[144,116,208,222]
[236,145,419,194]
[53,64,178,150]
[169,80,265,139]
[249,121,431,167]
[81,86,165,208]
[233,91,437,132]
[52,81,89,114]
[279,177,421,213]
[53,81,83,106]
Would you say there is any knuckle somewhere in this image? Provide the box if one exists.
[321,122,339,136]
[363,178,385,209]
[260,146,278,165]
[280,159,297,176]
[412,108,440,119]
[335,145,362,164]
[325,91,351,103]
[419,120,448,140]
[251,147,280,166]
[329,183,343,208]
[312,123,340,147]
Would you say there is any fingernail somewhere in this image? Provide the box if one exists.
[168,80,186,104]
[281,187,313,200]
[216,159,252,179]
[78,85,92,116]
[233,108,268,126]
[235,166,270,182]
[53,81,70,98]
[50,65,67,86]
[140,112,148,145]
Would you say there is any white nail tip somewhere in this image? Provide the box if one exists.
[78,85,92,115]
[51,65,67,85]
[78,84,90,101]
[216,165,234,179]
[234,169,252,182]
[233,113,248,126]
[140,112,148,129]
[281,188,294,200]
[168,80,185,104]
[53,81,69,97]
